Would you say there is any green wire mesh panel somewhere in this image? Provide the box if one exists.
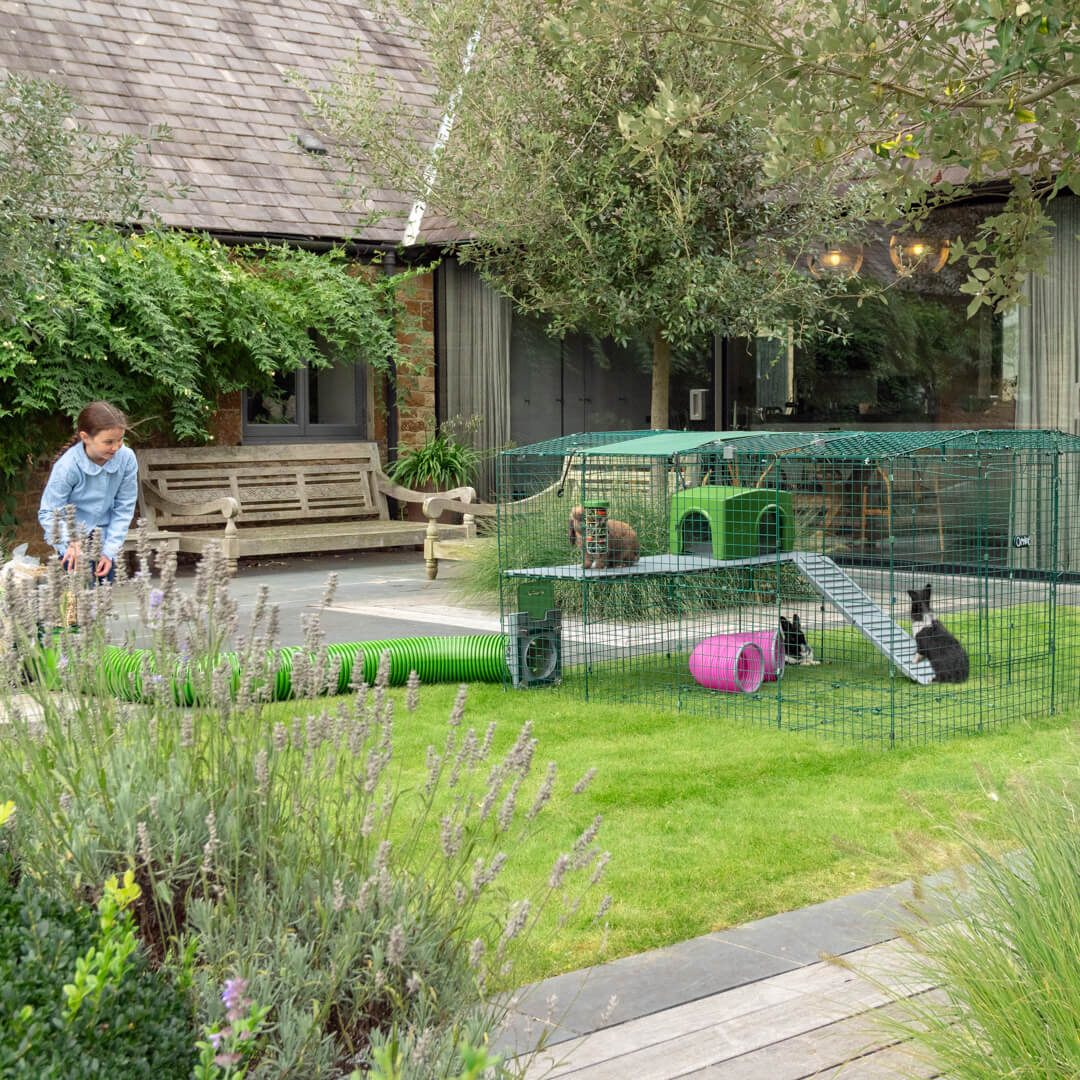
[496,430,1080,746]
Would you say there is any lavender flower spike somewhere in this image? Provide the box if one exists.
[222,976,251,1017]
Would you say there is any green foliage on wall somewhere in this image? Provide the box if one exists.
[0,227,425,503]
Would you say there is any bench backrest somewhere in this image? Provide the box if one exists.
[137,443,390,527]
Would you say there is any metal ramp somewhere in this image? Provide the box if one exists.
[790,552,935,685]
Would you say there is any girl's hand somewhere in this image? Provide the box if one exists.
[61,542,81,571]
[94,556,114,578]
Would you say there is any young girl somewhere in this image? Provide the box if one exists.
[38,401,138,583]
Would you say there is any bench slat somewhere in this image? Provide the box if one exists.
[153,481,377,499]
[169,519,468,559]
[152,506,383,527]
[144,462,376,481]
[138,444,382,465]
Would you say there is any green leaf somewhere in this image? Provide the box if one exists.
[957,17,995,32]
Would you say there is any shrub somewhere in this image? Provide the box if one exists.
[0,535,609,1078]
[0,226,427,518]
[0,870,196,1080]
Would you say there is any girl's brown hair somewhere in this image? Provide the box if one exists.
[77,401,130,438]
[52,401,132,465]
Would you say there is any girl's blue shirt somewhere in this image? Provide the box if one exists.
[38,443,139,561]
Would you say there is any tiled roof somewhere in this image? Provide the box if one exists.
[0,1,461,245]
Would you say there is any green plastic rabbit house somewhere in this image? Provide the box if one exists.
[670,485,794,559]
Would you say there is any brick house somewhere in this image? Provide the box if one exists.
[2,1,1077,557]
[0,0,466,550]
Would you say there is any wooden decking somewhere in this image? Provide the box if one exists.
[519,940,939,1080]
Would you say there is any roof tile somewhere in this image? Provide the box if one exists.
[0,0,455,246]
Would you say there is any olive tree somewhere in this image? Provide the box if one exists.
[306,0,869,427]
[556,0,1080,315]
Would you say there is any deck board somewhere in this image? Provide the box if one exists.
[686,993,945,1079]
[520,941,934,1080]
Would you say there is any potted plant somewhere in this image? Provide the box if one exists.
[387,414,483,522]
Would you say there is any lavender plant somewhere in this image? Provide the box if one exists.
[0,531,610,1078]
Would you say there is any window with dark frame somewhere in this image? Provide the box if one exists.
[242,349,367,443]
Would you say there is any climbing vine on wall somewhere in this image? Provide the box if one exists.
[0,226,426,508]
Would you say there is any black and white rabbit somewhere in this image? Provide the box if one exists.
[909,584,969,683]
[780,614,818,666]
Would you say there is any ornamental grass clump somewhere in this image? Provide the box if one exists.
[0,529,610,1078]
[387,414,485,492]
[458,488,812,619]
[883,766,1080,1078]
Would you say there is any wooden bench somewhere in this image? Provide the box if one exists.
[135,442,477,570]
[120,527,180,560]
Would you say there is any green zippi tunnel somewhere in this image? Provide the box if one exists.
[70,634,510,704]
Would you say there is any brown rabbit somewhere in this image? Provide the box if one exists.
[568,505,641,569]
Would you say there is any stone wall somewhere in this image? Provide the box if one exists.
[12,462,54,559]
[210,390,243,447]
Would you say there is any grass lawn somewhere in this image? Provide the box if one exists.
[379,677,1079,985]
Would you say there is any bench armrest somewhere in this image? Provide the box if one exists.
[421,495,494,580]
[141,482,241,529]
[422,495,495,521]
[376,475,478,508]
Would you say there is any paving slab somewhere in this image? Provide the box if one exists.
[113,550,499,647]
[706,881,918,968]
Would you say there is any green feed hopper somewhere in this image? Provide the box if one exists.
[670,485,794,559]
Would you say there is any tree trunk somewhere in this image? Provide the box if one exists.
[650,328,671,430]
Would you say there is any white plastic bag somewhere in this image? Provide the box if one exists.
[0,543,45,586]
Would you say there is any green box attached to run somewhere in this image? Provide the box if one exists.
[516,580,555,620]
[669,485,794,559]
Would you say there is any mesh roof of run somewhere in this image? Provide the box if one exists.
[504,429,1080,460]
